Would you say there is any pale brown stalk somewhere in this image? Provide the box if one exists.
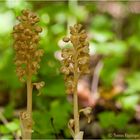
[26,74,33,139]
[73,74,79,135]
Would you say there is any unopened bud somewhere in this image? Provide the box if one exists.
[35,26,42,33]
[63,37,70,42]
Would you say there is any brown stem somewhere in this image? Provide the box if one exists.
[27,74,32,118]
[73,76,79,135]
[24,74,32,139]
[73,75,84,140]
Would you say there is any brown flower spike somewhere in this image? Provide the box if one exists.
[61,24,90,94]
[13,9,44,82]
[61,24,90,139]
[13,9,44,139]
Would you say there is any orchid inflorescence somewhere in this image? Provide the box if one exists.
[61,24,90,94]
[13,9,44,82]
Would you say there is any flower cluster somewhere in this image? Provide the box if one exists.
[13,9,44,82]
[61,24,90,94]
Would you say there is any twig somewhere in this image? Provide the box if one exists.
[0,111,20,140]
[0,111,8,124]
[91,60,103,100]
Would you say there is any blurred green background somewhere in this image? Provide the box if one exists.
[0,0,140,139]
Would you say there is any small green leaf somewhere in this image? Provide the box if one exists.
[6,122,18,132]
[125,72,140,94]
[98,111,116,128]
[114,113,131,129]
[3,105,14,119]
[98,112,131,130]
[1,135,13,140]
[0,125,11,134]
[118,95,139,110]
